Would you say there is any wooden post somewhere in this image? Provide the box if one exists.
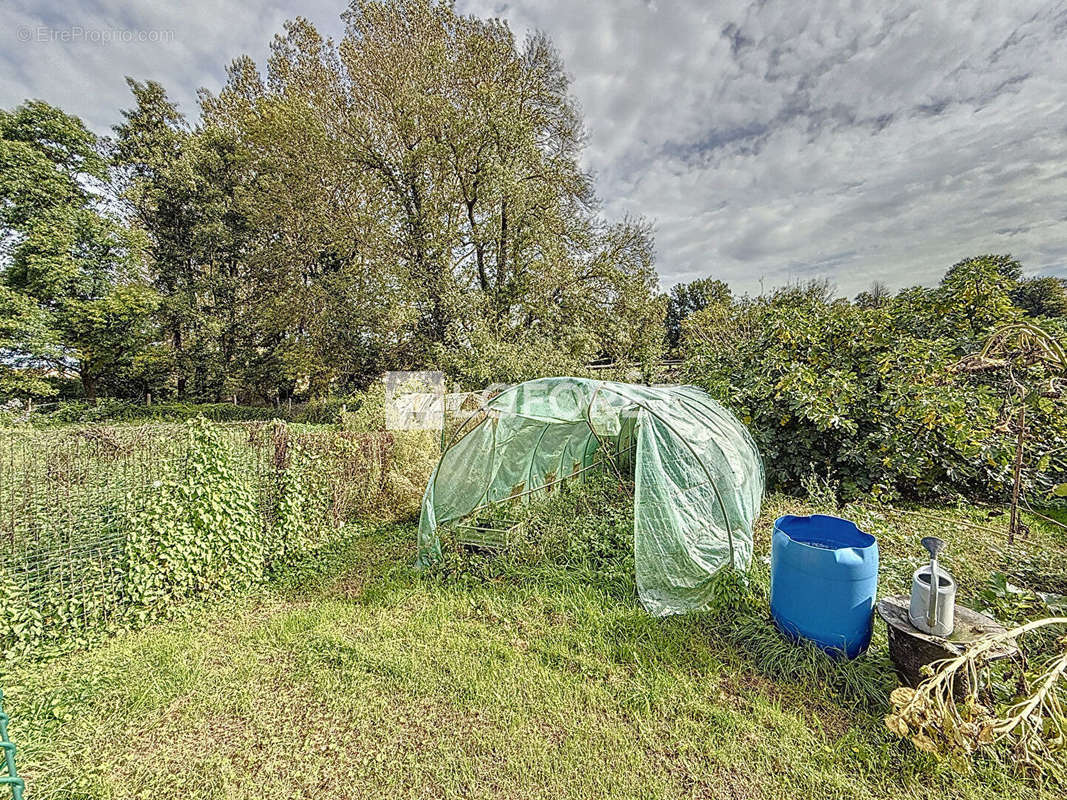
[146,391,152,406]
[1009,403,1026,545]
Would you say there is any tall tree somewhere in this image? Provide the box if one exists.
[1012,276,1067,319]
[665,278,731,350]
[114,80,254,401]
[201,2,663,391]
[0,101,155,399]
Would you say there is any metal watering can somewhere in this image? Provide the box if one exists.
[908,536,956,637]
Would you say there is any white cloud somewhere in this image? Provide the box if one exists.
[460,0,1067,294]
[3,0,1066,296]
[0,1,336,129]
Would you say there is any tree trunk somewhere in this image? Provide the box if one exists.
[496,196,508,308]
[173,326,186,399]
[1009,403,1026,545]
[82,371,97,403]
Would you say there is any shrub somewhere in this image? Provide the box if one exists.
[35,400,282,425]
[289,397,349,425]
[681,274,1067,501]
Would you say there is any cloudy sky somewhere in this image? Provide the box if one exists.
[3,1,1066,295]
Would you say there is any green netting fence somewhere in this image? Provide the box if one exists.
[0,690,22,800]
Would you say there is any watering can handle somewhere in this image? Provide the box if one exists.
[927,558,938,630]
[920,536,945,632]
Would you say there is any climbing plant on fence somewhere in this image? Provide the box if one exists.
[0,419,438,662]
[123,419,264,612]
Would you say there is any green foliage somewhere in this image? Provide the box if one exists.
[0,418,439,662]
[123,419,263,609]
[32,399,283,425]
[934,255,1022,340]
[0,100,155,400]
[289,397,350,425]
[113,79,253,403]
[0,568,44,662]
[0,531,1002,800]
[978,572,1067,625]
[0,285,58,397]
[665,277,731,350]
[191,2,663,394]
[10,396,386,426]
[1012,276,1067,319]
[433,473,636,595]
[682,264,1067,501]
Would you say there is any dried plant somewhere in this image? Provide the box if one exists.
[886,616,1067,784]
[955,322,1067,542]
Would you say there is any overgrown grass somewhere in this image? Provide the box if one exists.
[3,488,1066,799]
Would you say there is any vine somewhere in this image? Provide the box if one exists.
[0,417,438,663]
[123,417,263,610]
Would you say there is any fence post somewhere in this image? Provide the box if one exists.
[0,689,25,800]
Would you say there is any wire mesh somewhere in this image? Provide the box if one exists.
[0,422,436,658]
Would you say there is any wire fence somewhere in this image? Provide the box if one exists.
[0,421,438,660]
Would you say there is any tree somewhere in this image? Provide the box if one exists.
[937,255,1022,341]
[114,80,254,401]
[0,101,155,399]
[665,278,730,350]
[200,2,662,391]
[0,284,59,397]
[1013,276,1067,319]
[855,280,891,309]
[678,263,1058,502]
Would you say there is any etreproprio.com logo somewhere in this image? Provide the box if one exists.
[17,26,175,44]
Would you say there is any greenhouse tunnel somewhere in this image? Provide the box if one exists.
[416,377,765,616]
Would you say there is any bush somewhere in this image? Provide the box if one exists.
[289,397,350,425]
[124,419,264,610]
[681,267,1067,501]
[21,395,384,427]
[32,400,282,425]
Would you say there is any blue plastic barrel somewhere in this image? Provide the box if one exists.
[770,514,878,658]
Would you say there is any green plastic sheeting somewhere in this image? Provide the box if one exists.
[416,377,764,616]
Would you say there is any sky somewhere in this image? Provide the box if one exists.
[2,0,1066,296]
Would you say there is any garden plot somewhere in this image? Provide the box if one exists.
[4,481,1066,800]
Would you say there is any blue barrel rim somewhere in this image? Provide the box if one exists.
[773,513,876,552]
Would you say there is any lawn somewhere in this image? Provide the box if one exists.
[3,492,1065,800]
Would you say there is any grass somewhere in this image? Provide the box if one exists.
[3,486,1066,800]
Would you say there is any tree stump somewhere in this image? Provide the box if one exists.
[876,595,1017,699]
